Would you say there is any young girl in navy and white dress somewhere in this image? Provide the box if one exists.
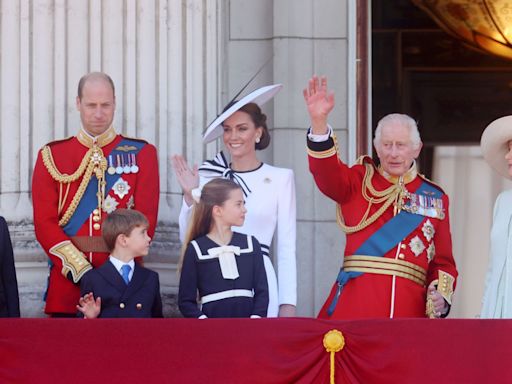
[178,178,269,318]
[172,85,296,318]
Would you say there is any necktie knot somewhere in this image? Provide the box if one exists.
[121,264,131,285]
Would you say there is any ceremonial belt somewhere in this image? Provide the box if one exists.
[326,179,442,316]
[201,289,254,304]
[63,138,145,236]
[343,255,426,286]
[70,236,109,253]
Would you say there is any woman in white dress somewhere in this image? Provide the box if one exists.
[481,115,512,318]
[172,85,297,317]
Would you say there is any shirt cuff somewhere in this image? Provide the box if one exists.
[307,125,332,142]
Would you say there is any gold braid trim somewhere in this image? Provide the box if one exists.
[58,160,96,227]
[41,145,107,227]
[41,145,92,183]
[436,270,455,304]
[336,164,406,233]
[307,146,336,159]
[307,132,341,159]
[50,241,92,283]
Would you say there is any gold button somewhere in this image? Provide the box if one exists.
[119,303,125,309]
[136,303,142,310]
[400,244,406,249]
[93,216,100,222]
[93,223,101,230]
[398,253,405,259]
[93,209,99,215]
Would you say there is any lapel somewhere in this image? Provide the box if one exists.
[122,264,149,299]
[98,261,128,293]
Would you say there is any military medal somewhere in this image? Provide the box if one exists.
[402,191,445,220]
[122,154,131,174]
[115,154,123,174]
[107,155,116,175]
[130,154,139,173]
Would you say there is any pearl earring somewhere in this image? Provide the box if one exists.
[256,137,261,144]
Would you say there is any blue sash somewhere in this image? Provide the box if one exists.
[62,138,145,236]
[326,180,442,316]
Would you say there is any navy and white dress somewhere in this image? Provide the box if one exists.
[179,151,297,317]
[178,232,269,318]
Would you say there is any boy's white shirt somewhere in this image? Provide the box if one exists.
[109,255,135,282]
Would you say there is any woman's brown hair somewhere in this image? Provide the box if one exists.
[178,178,242,271]
[222,102,271,150]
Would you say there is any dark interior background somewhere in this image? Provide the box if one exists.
[372,1,512,178]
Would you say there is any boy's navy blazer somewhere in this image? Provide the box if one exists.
[80,260,163,318]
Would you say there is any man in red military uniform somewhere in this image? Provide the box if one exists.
[303,76,457,319]
[33,72,159,316]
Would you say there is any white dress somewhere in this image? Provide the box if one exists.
[481,190,512,318]
[179,152,297,317]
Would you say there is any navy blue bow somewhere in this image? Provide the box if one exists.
[199,151,252,197]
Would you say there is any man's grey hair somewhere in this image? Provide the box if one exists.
[373,113,422,149]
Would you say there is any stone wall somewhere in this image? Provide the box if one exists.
[2,0,353,318]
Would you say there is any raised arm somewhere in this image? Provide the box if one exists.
[303,75,335,135]
[171,155,199,207]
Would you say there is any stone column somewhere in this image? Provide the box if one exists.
[1,0,221,317]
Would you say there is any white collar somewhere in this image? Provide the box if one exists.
[109,255,135,273]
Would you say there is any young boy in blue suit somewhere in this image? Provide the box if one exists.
[77,209,163,318]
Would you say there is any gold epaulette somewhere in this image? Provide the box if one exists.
[50,241,92,283]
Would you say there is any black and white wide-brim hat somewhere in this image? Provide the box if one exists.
[202,84,283,144]
[481,115,512,180]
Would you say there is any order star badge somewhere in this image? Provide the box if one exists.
[102,195,119,214]
[409,235,425,257]
[422,219,435,242]
[112,177,131,199]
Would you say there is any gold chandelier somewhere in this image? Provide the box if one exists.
[412,0,512,60]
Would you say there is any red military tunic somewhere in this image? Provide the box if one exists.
[32,127,159,315]
[307,135,457,319]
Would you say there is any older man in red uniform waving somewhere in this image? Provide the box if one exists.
[303,76,457,319]
[33,72,159,317]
